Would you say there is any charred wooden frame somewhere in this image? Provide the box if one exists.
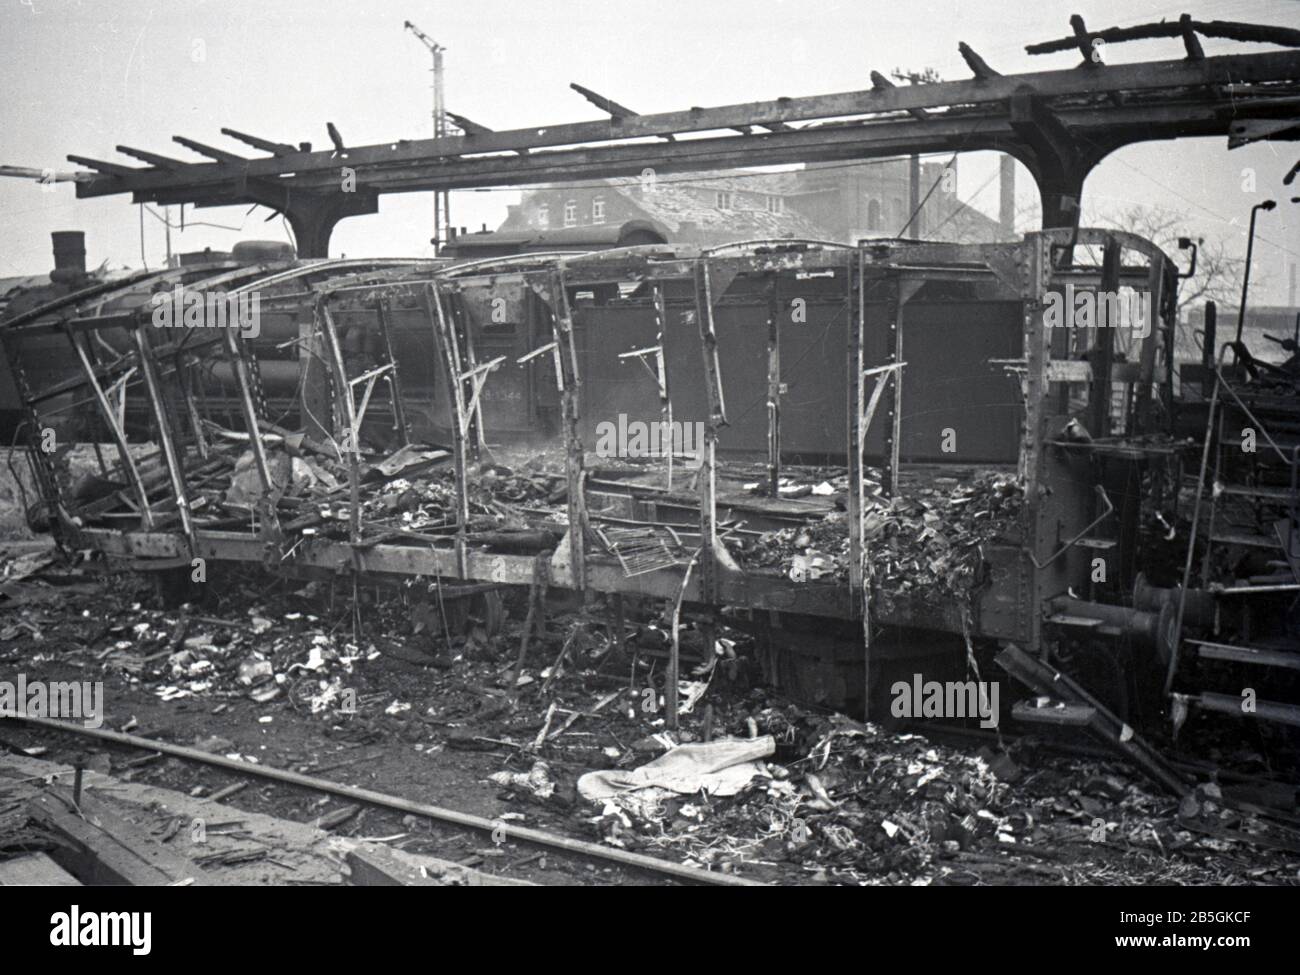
[59,41,1300,256]
[4,231,1297,729]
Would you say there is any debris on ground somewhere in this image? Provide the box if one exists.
[1,545,1296,887]
[744,472,1023,611]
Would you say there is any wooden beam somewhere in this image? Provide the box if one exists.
[173,135,247,164]
[327,122,346,153]
[70,51,1300,199]
[1028,18,1300,55]
[65,50,1300,213]
[447,111,493,136]
[570,83,676,141]
[219,126,297,155]
[693,105,754,135]
[344,848,446,886]
[871,71,929,120]
[959,41,1001,79]
[1201,19,1300,47]
[254,102,1262,194]
[101,98,1255,208]
[66,154,143,176]
[28,786,202,885]
[1180,14,1206,61]
[0,853,82,886]
[116,145,189,169]
[1069,14,1098,64]
[570,82,637,119]
[1228,117,1300,149]
[345,846,532,886]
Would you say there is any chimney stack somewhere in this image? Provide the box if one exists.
[999,156,1016,239]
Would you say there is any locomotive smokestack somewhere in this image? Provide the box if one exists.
[51,230,87,277]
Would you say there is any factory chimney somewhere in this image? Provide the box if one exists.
[999,156,1016,240]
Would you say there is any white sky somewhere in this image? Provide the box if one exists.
[1,0,1297,303]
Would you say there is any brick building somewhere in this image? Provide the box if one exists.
[498,157,1012,247]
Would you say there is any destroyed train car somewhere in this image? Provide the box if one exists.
[1,229,1297,755]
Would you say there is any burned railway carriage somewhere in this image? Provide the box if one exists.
[2,231,1297,755]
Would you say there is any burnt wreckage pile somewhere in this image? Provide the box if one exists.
[3,227,1297,784]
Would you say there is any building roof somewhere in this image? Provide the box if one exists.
[924,198,1010,244]
[523,174,835,243]
[0,274,50,297]
[445,220,671,257]
[518,160,1010,246]
[534,168,811,197]
[625,187,832,242]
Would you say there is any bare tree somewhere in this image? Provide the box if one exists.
[1096,204,1256,362]
[1096,204,1247,314]
[1011,200,1248,315]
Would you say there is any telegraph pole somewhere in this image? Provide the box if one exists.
[405,20,449,254]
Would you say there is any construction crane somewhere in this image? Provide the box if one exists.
[404,19,450,254]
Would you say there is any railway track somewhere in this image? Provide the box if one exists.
[2,714,766,887]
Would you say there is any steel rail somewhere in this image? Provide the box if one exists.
[2,714,765,887]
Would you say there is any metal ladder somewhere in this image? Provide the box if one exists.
[1164,347,1300,727]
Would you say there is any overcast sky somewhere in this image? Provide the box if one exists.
[2,0,1297,304]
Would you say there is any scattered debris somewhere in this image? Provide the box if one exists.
[489,761,556,800]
